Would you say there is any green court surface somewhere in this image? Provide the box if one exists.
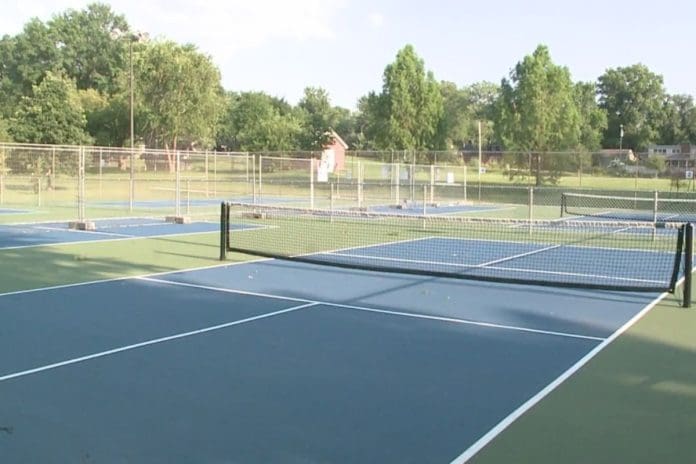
[471,301,696,464]
[1,217,695,462]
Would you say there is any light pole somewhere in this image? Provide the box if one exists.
[619,123,624,154]
[128,36,135,212]
[111,29,148,212]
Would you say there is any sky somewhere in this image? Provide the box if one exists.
[1,0,695,110]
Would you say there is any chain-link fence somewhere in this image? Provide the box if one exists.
[1,143,694,223]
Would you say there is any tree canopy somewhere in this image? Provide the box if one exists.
[0,3,694,159]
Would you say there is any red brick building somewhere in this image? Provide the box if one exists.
[322,129,348,172]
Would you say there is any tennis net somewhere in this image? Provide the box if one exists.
[220,202,691,297]
[561,192,696,223]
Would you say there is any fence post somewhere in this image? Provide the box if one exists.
[175,151,181,218]
[463,165,467,203]
[37,177,42,207]
[330,182,334,223]
[394,162,400,204]
[528,187,534,236]
[430,165,435,204]
[310,158,315,209]
[357,161,364,208]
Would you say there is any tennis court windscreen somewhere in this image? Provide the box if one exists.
[562,192,696,223]
[220,202,688,294]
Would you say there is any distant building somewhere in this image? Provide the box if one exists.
[653,144,696,172]
[648,144,693,156]
[321,129,348,172]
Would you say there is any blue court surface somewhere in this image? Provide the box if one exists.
[367,203,510,215]
[91,195,307,209]
[0,208,30,214]
[0,218,257,249]
[0,257,660,463]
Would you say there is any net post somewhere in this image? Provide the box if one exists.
[684,223,693,308]
[219,202,227,260]
[653,190,659,224]
[560,193,565,218]
[37,176,42,207]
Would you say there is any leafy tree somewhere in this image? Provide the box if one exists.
[79,88,127,146]
[295,87,357,150]
[437,81,499,151]
[332,107,358,149]
[0,117,11,142]
[0,19,60,115]
[597,64,667,151]
[217,91,302,151]
[8,71,92,173]
[574,82,607,151]
[494,45,580,184]
[10,71,92,146]
[660,94,696,144]
[437,81,469,150]
[355,92,387,150]
[49,3,129,95]
[135,41,223,169]
[362,45,443,155]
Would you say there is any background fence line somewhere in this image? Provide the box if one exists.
[1,142,695,224]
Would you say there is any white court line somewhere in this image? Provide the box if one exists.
[0,226,232,251]
[31,225,133,238]
[0,257,274,299]
[141,277,604,342]
[325,250,665,285]
[448,288,671,463]
[0,302,317,383]
[5,215,162,226]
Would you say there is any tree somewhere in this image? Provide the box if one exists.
[494,45,580,184]
[49,3,130,95]
[135,41,223,169]
[8,71,92,174]
[437,81,499,151]
[0,19,60,116]
[297,87,341,149]
[361,45,443,154]
[0,117,11,142]
[660,94,696,144]
[79,87,127,147]
[573,82,607,151]
[10,71,92,146]
[436,81,469,150]
[597,64,667,151]
[217,91,302,151]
